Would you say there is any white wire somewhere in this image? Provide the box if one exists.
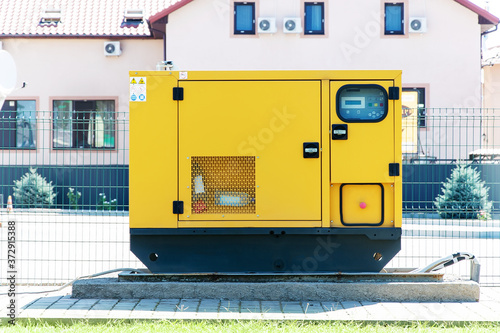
[0,268,143,295]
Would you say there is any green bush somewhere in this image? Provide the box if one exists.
[13,167,57,208]
[434,164,492,219]
[67,187,81,210]
[97,193,117,211]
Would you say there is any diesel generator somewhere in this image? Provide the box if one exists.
[129,70,402,273]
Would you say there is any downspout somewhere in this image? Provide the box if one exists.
[147,16,169,64]
[481,24,498,37]
[479,24,498,146]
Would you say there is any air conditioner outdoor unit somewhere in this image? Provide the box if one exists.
[258,17,277,33]
[283,18,302,33]
[104,41,122,56]
[409,17,427,33]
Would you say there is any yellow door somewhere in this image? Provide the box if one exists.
[178,80,322,225]
[330,81,397,227]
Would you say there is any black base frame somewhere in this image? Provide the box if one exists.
[130,227,402,273]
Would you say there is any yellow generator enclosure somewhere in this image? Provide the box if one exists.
[130,70,402,273]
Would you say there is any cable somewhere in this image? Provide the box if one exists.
[411,252,479,273]
[0,268,143,295]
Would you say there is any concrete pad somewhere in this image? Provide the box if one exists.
[72,277,480,302]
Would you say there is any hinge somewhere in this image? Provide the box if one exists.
[173,201,184,214]
[173,87,184,101]
[388,87,400,100]
[389,163,400,176]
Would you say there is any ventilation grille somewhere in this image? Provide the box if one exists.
[191,156,256,214]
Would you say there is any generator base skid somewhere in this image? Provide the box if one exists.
[130,227,401,273]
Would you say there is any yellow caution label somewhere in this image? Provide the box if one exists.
[130,78,137,84]
[139,78,145,84]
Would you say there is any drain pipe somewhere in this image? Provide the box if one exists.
[148,16,170,68]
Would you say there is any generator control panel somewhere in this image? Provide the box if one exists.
[337,85,388,122]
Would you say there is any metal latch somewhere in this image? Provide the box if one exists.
[173,201,184,214]
[389,163,400,176]
[303,142,320,158]
[332,124,348,140]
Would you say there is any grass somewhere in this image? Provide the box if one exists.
[1,320,499,333]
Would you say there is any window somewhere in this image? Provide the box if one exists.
[402,88,426,127]
[0,100,37,149]
[384,3,404,35]
[304,2,324,35]
[53,100,115,149]
[234,2,255,35]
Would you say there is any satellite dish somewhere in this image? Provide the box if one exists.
[0,50,17,110]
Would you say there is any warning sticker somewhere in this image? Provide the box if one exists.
[130,77,146,102]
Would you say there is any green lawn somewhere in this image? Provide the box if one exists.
[1,320,499,333]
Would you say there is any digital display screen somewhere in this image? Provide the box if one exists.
[345,100,362,106]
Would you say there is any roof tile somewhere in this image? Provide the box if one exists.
[0,0,182,37]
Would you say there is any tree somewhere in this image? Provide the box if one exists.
[435,164,492,219]
[13,167,57,208]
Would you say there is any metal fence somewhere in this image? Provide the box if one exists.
[391,108,500,286]
[0,108,499,285]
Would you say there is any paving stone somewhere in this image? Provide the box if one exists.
[154,299,180,313]
[241,301,261,313]
[339,301,372,320]
[261,301,282,315]
[47,299,78,310]
[133,299,159,311]
[69,299,99,310]
[198,299,220,312]
[129,299,160,318]
[360,302,396,320]
[302,301,326,315]
[281,302,304,314]
[177,300,200,313]
[320,302,343,313]
[111,299,140,310]
[91,299,119,311]
[381,302,419,321]
[219,300,240,313]
[2,286,500,322]
[281,302,305,319]
[319,302,345,320]
[461,302,500,321]
[419,303,464,321]
[400,302,443,321]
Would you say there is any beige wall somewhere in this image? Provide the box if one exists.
[166,0,485,160]
[483,64,500,108]
[0,0,488,162]
[1,38,163,165]
[482,64,500,149]
[167,0,482,108]
[4,38,162,110]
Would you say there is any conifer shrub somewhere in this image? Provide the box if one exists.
[435,164,492,219]
[13,167,57,208]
